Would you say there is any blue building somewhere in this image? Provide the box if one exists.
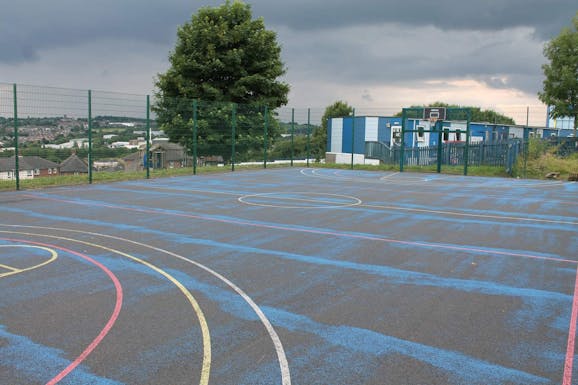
[327,116,574,156]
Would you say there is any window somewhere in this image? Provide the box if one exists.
[48,168,52,174]
[34,168,40,175]
[417,126,425,142]
[392,127,402,143]
[456,129,462,141]
[443,129,449,141]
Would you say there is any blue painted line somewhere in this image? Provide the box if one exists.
[1,208,572,302]
[93,182,578,226]
[4,196,575,264]
[1,207,573,303]
[0,325,124,385]
[163,269,553,385]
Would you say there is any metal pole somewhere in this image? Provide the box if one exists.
[88,90,93,184]
[193,99,198,175]
[351,108,355,170]
[437,122,443,174]
[307,108,311,167]
[291,108,295,167]
[13,84,19,190]
[146,95,150,179]
[264,105,268,168]
[464,109,471,176]
[524,106,529,179]
[400,109,406,172]
[231,103,236,172]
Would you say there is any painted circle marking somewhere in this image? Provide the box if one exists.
[0,224,291,385]
[0,238,124,385]
[0,233,211,385]
[238,192,362,209]
[0,244,58,278]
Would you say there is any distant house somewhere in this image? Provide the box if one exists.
[149,142,191,169]
[0,156,59,180]
[123,151,144,172]
[59,153,88,175]
[198,155,224,167]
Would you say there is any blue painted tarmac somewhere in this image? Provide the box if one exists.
[1,168,577,384]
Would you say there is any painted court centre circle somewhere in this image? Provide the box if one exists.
[238,192,362,208]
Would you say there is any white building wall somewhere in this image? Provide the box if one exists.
[365,117,379,141]
[330,118,343,153]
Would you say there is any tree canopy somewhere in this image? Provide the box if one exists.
[396,102,515,125]
[312,101,354,160]
[153,1,289,158]
[538,12,578,135]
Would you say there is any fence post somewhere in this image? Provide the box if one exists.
[307,108,311,167]
[193,99,198,175]
[400,109,406,172]
[231,103,236,172]
[13,84,19,191]
[464,109,471,176]
[88,89,93,184]
[437,122,443,173]
[146,95,150,179]
[264,105,268,168]
[351,108,355,170]
[291,108,295,167]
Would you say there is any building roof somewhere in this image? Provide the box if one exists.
[123,151,143,162]
[59,153,88,173]
[150,142,189,162]
[150,141,186,151]
[0,156,59,172]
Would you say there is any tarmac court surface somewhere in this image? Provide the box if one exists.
[1,168,577,385]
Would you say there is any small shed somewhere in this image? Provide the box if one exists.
[59,153,88,175]
[149,142,191,169]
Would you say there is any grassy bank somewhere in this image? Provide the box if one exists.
[514,140,578,180]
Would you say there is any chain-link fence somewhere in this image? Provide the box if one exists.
[0,83,575,191]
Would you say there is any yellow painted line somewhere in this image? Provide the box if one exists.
[122,184,240,197]
[0,231,211,385]
[362,203,578,226]
[380,172,400,180]
[0,224,292,385]
[0,262,21,271]
[0,245,58,278]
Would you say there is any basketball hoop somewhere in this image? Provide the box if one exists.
[424,107,446,126]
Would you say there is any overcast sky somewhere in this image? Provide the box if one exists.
[0,0,576,124]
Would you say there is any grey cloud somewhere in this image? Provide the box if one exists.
[0,0,208,64]
[278,22,547,96]
[2,0,575,65]
[0,0,573,100]
[252,0,576,38]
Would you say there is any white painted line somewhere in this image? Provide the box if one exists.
[0,224,292,385]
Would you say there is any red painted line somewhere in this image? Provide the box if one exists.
[562,267,578,385]
[0,238,124,385]
[24,194,578,265]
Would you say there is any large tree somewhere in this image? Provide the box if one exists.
[312,101,354,160]
[539,12,578,137]
[154,1,289,158]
